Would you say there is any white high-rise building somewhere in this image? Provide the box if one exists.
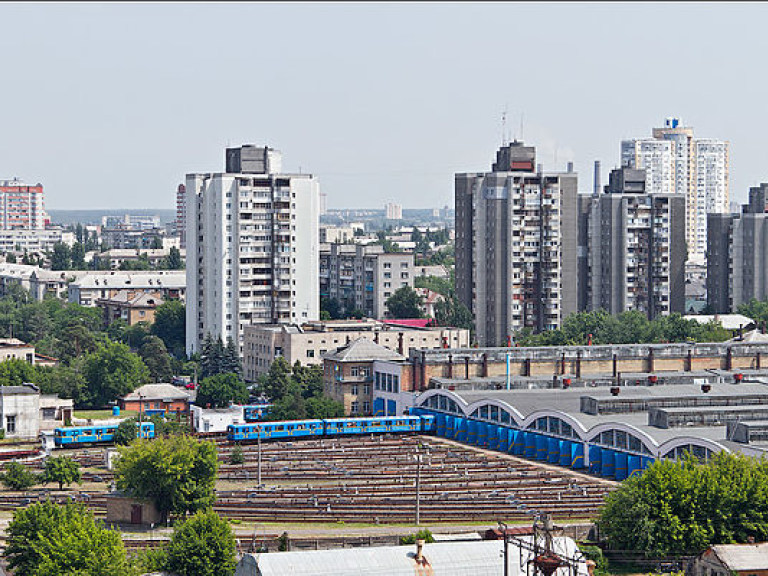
[185,145,320,356]
[621,117,729,261]
[385,202,402,220]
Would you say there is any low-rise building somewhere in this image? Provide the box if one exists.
[691,542,768,576]
[242,319,470,381]
[191,405,244,434]
[0,384,39,439]
[119,384,191,415]
[39,395,73,431]
[100,248,185,270]
[96,290,165,326]
[322,338,407,416]
[0,338,35,364]
[68,271,185,307]
[0,227,74,256]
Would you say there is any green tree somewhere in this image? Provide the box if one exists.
[385,286,424,318]
[599,452,768,556]
[35,365,86,402]
[229,444,245,465]
[123,321,151,350]
[49,242,71,271]
[55,321,98,363]
[4,502,131,576]
[164,246,184,270]
[165,510,237,576]
[260,357,291,401]
[305,395,345,419]
[1,461,36,491]
[70,242,86,269]
[151,300,186,357]
[113,418,140,446]
[320,297,343,320]
[434,296,473,331]
[139,335,173,382]
[197,373,248,409]
[41,456,81,490]
[268,382,307,421]
[414,275,453,297]
[81,341,150,408]
[222,337,242,378]
[200,334,226,379]
[115,435,218,520]
[0,359,38,387]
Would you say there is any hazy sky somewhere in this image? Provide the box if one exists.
[1,2,766,210]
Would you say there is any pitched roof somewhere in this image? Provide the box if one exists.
[322,338,405,362]
[122,384,191,402]
[710,543,768,571]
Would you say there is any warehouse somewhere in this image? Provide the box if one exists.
[412,379,768,480]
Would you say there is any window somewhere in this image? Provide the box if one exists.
[6,416,15,434]
[351,401,359,414]
[42,408,56,420]
[363,384,370,395]
[351,384,359,395]
[306,350,315,358]
[363,401,370,413]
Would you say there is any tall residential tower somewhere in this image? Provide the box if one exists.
[185,145,320,355]
[621,117,729,261]
[455,142,579,346]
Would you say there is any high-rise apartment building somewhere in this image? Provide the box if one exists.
[0,179,48,230]
[385,203,402,220]
[185,145,320,355]
[707,183,768,313]
[176,184,187,249]
[319,244,414,319]
[621,117,729,261]
[582,167,686,319]
[455,142,580,346]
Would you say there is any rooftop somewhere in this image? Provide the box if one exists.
[323,338,405,363]
[122,384,191,402]
[710,542,768,571]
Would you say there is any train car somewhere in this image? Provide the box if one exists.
[243,404,273,422]
[54,421,154,447]
[419,414,436,434]
[227,420,324,442]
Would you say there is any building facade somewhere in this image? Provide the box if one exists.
[455,142,580,346]
[67,271,185,307]
[186,145,320,355]
[0,179,48,230]
[0,228,73,256]
[242,319,470,381]
[582,167,686,318]
[176,183,187,249]
[320,244,413,319]
[708,183,768,313]
[621,117,729,262]
[385,203,402,220]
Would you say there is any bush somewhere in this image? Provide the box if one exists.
[165,510,237,576]
[400,528,435,545]
[578,544,608,576]
[1,462,36,491]
[229,445,244,465]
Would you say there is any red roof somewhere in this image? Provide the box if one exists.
[383,319,434,328]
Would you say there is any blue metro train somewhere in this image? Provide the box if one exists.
[227,414,435,442]
[54,422,155,447]
[243,404,273,422]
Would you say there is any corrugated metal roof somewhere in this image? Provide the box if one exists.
[236,537,588,576]
[323,338,405,363]
[711,542,768,571]
[122,384,190,402]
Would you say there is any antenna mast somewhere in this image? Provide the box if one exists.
[501,108,508,146]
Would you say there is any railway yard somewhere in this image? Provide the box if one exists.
[0,434,615,552]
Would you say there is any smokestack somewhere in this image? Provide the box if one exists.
[567,161,574,173]
[593,161,601,195]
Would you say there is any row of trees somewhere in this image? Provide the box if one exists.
[50,241,185,271]
[1,457,81,491]
[5,503,236,576]
[513,310,732,347]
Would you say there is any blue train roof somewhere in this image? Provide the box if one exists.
[231,419,323,427]
[323,416,419,424]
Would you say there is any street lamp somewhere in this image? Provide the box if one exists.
[498,520,510,576]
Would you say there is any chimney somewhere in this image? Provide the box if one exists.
[415,539,425,561]
[566,161,574,173]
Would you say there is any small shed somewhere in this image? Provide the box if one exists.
[105,493,163,527]
[690,543,768,576]
[119,383,191,415]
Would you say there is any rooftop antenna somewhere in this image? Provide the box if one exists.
[501,107,508,146]
[519,113,524,142]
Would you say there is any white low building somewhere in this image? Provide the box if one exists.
[68,271,186,307]
[191,405,245,434]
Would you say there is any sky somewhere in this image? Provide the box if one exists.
[1,2,766,211]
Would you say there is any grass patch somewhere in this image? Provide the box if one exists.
[74,410,139,421]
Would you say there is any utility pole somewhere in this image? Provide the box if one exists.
[257,425,262,489]
[499,520,509,576]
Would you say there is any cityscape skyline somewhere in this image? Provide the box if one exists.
[2,3,768,210]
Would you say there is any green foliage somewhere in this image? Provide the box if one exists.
[399,528,435,545]
[41,456,81,490]
[4,502,131,576]
[259,359,342,421]
[115,435,218,519]
[122,321,151,350]
[81,341,150,408]
[385,286,424,319]
[514,310,732,347]
[229,444,245,465]
[577,544,609,576]
[114,419,139,446]
[320,297,344,320]
[738,298,768,327]
[2,461,37,491]
[139,335,173,382]
[163,246,185,270]
[197,372,248,409]
[0,358,38,387]
[414,275,453,297]
[151,299,186,357]
[259,356,292,401]
[164,509,237,576]
[199,334,241,380]
[305,395,345,419]
[434,296,473,331]
[599,452,768,556]
[49,242,72,271]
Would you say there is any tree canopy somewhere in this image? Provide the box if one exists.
[4,502,131,576]
[385,286,424,319]
[165,510,237,576]
[151,299,186,358]
[114,435,218,519]
[260,360,343,420]
[81,341,150,408]
[196,372,248,409]
[599,452,768,556]
[41,456,81,491]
